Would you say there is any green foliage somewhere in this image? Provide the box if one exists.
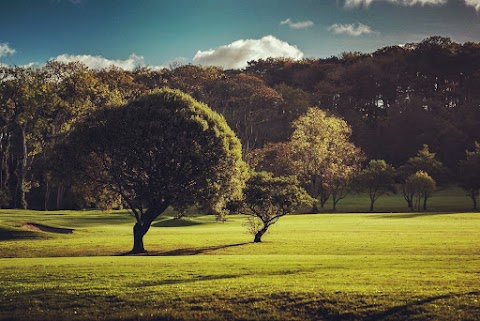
[405,171,437,211]
[290,107,363,211]
[356,159,396,211]
[399,144,447,183]
[238,171,311,242]
[247,142,295,177]
[458,142,480,210]
[56,88,248,252]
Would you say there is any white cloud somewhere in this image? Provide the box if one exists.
[51,53,154,71]
[344,0,447,8]
[344,0,375,7]
[0,43,15,58]
[465,0,480,11]
[280,18,315,29]
[328,23,376,36]
[192,35,304,69]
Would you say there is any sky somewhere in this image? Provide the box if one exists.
[1,0,480,70]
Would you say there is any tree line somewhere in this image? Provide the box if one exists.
[0,36,479,214]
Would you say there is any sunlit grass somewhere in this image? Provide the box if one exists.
[0,195,479,320]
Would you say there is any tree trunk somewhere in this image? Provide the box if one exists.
[132,222,150,254]
[319,191,329,208]
[15,125,28,209]
[310,201,319,213]
[56,185,65,210]
[332,195,338,211]
[423,194,428,211]
[471,192,477,211]
[369,200,375,212]
[44,178,50,211]
[130,203,169,253]
[254,225,268,243]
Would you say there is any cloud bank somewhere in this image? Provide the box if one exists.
[465,0,480,11]
[328,23,375,36]
[280,18,315,29]
[0,43,15,58]
[52,53,155,71]
[193,35,304,69]
[344,0,447,8]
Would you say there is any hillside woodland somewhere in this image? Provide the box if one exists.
[0,36,479,210]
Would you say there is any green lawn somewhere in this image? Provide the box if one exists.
[0,204,479,320]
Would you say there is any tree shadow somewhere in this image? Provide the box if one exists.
[116,242,251,256]
[371,212,461,219]
[365,291,480,321]
[129,274,241,287]
[153,242,251,256]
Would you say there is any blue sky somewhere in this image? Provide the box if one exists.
[1,0,479,70]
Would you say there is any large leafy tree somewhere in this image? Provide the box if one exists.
[238,172,311,243]
[290,107,362,211]
[57,88,248,253]
[458,142,480,210]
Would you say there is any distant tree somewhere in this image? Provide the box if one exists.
[290,107,362,211]
[458,142,480,210]
[247,142,295,177]
[322,143,363,211]
[208,74,284,157]
[356,160,396,211]
[56,88,248,253]
[404,171,436,211]
[399,144,447,183]
[0,66,54,209]
[237,172,311,243]
[399,144,446,209]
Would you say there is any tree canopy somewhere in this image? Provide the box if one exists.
[238,171,311,243]
[56,88,248,253]
[290,107,363,211]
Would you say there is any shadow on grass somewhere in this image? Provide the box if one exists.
[116,242,250,257]
[372,212,461,219]
[130,274,240,287]
[365,291,480,321]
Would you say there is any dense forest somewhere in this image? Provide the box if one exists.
[0,36,479,210]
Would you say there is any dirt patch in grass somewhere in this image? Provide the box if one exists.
[21,223,74,234]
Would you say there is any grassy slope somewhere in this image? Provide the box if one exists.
[0,195,479,320]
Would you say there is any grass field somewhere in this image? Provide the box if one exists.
[0,191,479,320]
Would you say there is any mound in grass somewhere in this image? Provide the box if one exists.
[151,218,204,228]
[0,226,44,240]
[21,223,74,234]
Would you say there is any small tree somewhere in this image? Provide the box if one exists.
[323,145,363,211]
[458,142,480,210]
[238,172,311,243]
[405,171,436,211]
[356,160,396,211]
[399,144,447,183]
[399,145,445,209]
